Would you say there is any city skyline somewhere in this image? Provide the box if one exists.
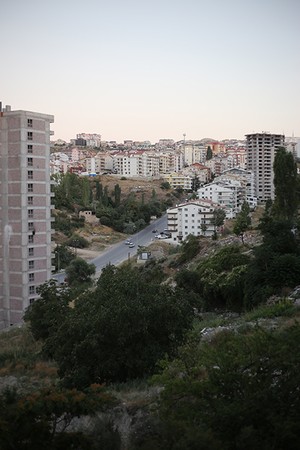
[2,0,300,143]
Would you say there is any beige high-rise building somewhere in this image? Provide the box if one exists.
[246,132,285,202]
[0,103,54,329]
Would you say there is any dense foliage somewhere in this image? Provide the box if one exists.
[145,323,300,450]
[25,264,194,389]
[0,385,117,450]
[175,245,251,311]
[65,257,96,289]
[52,173,174,233]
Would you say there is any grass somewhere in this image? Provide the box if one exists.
[0,326,58,382]
[243,299,298,322]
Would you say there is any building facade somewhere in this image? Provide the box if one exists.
[167,199,221,241]
[246,133,285,202]
[0,103,54,329]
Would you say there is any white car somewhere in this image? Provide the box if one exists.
[129,242,135,248]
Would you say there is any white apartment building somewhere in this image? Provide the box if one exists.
[183,144,207,166]
[164,173,193,190]
[246,132,285,202]
[112,151,160,177]
[85,153,114,174]
[215,168,257,209]
[167,199,221,241]
[197,182,238,219]
[0,103,54,329]
[76,133,102,147]
[159,151,183,173]
[138,152,160,177]
[113,152,139,176]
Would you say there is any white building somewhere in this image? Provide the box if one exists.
[215,168,257,209]
[164,173,193,191]
[85,153,114,174]
[182,144,207,166]
[197,182,238,219]
[167,199,222,241]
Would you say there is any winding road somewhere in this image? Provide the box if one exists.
[51,214,168,284]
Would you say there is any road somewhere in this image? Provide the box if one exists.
[51,214,168,283]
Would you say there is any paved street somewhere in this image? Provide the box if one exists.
[51,214,167,284]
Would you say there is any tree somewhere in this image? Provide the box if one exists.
[113,183,121,207]
[82,177,91,207]
[233,201,251,244]
[194,245,251,310]
[95,180,103,202]
[42,264,194,388]
[177,234,201,264]
[272,147,298,221]
[191,175,200,192]
[244,215,300,307]
[0,385,116,450]
[54,244,75,271]
[65,257,96,288]
[24,280,71,343]
[211,208,226,239]
[206,145,213,160]
[154,324,300,450]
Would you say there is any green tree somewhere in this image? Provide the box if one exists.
[154,324,300,450]
[65,258,96,288]
[95,180,103,202]
[233,201,251,244]
[206,145,213,160]
[195,245,250,310]
[211,208,226,239]
[113,183,121,207]
[0,385,116,450]
[177,234,201,265]
[54,244,75,271]
[44,264,193,388]
[272,147,298,221]
[160,181,171,190]
[82,177,91,207]
[24,280,71,343]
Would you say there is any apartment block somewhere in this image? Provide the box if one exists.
[167,199,221,241]
[246,133,285,202]
[197,181,239,219]
[0,103,54,329]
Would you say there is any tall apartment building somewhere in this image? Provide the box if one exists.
[246,133,285,202]
[0,103,54,329]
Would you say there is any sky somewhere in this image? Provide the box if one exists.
[1,0,300,143]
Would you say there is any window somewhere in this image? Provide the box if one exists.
[28,209,33,219]
[27,157,33,166]
[28,144,33,154]
[29,273,35,282]
[28,235,34,243]
[28,196,33,205]
[29,298,35,305]
[29,260,34,270]
[28,248,34,256]
[29,286,35,295]
[27,118,33,128]
[28,183,33,193]
[28,222,34,231]
[27,132,33,141]
[28,170,33,180]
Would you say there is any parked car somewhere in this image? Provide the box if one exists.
[125,239,132,245]
[129,242,135,248]
[152,229,158,233]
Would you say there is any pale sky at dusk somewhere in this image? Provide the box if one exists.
[2,0,299,143]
